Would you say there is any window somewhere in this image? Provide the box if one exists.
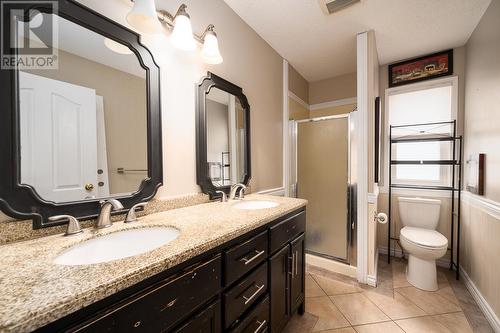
[387,78,456,185]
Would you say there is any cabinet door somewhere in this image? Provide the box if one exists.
[269,245,290,333]
[174,299,221,333]
[290,234,305,313]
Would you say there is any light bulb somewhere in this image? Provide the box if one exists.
[201,31,223,64]
[170,14,196,51]
[126,0,162,34]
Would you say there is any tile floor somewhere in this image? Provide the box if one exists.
[283,255,494,333]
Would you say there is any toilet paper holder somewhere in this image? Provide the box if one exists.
[374,212,388,224]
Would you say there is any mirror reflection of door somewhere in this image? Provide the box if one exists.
[17,13,148,203]
[206,87,246,187]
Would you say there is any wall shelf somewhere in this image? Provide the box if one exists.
[388,120,463,280]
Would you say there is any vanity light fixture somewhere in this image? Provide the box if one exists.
[127,1,223,64]
[168,4,196,51]
[104,38,134,55]
[126,0,162,34]
[200,25,223,65]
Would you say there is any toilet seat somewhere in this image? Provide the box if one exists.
[400,226,448,250]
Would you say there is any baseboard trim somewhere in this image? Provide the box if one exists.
[367,247,379,287]
[367,274,377,287]
[306,253,357,279]
[460,267,500,333]
[257,187,285,196]
[378,245,450,268]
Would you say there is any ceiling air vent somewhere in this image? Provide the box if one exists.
[319,0,360,15]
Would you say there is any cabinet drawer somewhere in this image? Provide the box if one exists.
[174,299,221,333]
[270,211,305,253]
[230,296,269,333]
[76,256,222,333]
[225,230,268,285]
[224,263,268,328]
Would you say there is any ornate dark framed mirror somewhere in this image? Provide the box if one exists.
[0,0,162,228]
[196,72,251,199]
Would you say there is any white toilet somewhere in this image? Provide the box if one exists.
[398,197,448,291]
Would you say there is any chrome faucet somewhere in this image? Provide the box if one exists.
[216,190,228,202]
[96,199,123,229]
[229,183,247,200]
[49,215,83,236]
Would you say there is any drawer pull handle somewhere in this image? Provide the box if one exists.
[295,250,298,277]
[160,298,178,312]
[254,320,267,333]
[242,284,265,305]
[133,321,141,328]
[240,250,265,265]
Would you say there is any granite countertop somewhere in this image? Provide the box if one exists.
[0,194,307,333]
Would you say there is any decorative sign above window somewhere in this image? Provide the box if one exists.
[388,49,453,87]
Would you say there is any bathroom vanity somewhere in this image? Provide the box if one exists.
[0,196,306,332]
[40,207,305,333]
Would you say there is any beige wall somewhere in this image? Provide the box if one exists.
[461,0,500,321]
[27,49,147,195]
[464,0,500,202]
[309,72,357,105]
[461,197,500,320]
[76,0,284,197]
[289,97,309,120]
[288,65,309,103]
[310,103,357,118]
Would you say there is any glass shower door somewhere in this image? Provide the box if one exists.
[296,115,351,262]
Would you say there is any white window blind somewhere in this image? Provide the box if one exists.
[388,84,454,184]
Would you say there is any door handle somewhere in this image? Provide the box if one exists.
[295,250,299,277]
[84,183,94,191]
[242,284,265,305]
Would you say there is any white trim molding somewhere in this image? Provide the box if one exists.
[306,253,357,278]
[460,267,500,333]
[310,97,357,111]
[356,31,369,284]
[257,187,285,196]
[288,91,309,110]
[462,190,500,221]
[283,59,290,197]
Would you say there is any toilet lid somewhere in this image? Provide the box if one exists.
[400,227,448,249]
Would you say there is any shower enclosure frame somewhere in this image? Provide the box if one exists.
[291,112,357,265]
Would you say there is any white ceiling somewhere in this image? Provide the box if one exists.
[223,0,491,82]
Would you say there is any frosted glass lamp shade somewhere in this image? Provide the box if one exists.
[126,0,162,34]
[170,14,196,51]
[104,38,133,55]
[201,32,223,64]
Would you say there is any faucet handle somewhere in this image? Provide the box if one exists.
[124,202,147,223]
[100,198,124,210]
[216,190,227,202]
[49,215,83,236]
[237,184,247,199]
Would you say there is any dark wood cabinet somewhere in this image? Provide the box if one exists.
[37,208,306,333]
[269,246,290,333]
[269,211,306,333]
[290,234,305,314]
[174,299,221,333]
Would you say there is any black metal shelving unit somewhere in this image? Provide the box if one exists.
[388,120,463,280]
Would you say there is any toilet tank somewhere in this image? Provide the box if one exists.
[398,197,441,229]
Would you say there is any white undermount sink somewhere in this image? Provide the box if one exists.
[53,227,179,266]
[231,200,279,210]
